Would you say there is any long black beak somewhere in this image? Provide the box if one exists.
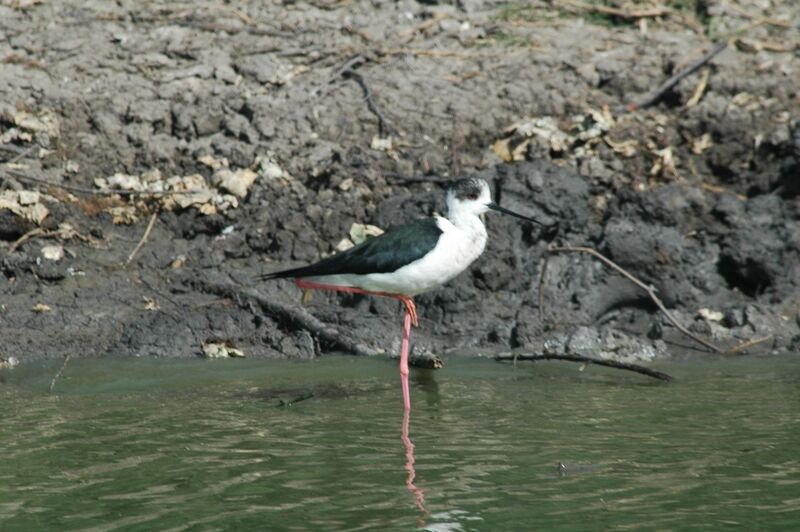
[487,202,543,225]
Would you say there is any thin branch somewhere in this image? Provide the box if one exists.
[124,208,159,266]
[2,169,195,197]
[326,54,367,85]
[685,67,710,107]
[4,145,36,165]
[537,255,551,321]
[495,353,673,382]
[383,172,450,184]
[561,0,672,20]
[172,19,293,38]
[625,42,727,112]
[343,70,393,136]
[48,354,72,393]
[8,227,46,253]
[545,245,724,353]
[728,4,792,28]
[724,336,772,356]
[322,54,393,136]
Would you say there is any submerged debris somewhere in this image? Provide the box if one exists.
[0,356,20,370]
[202,341,246,359]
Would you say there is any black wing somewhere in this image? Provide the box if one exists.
[257,218,443,280]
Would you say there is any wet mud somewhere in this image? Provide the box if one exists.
[1,1,798,364]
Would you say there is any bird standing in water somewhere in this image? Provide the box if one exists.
[258,178,542,411]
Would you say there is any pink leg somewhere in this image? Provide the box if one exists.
[400,309,412,412]
[294,277,417,411]
[294,279,418,327]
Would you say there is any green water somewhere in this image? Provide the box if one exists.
[1,355,799,531]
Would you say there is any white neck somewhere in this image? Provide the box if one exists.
[446,205,488,247]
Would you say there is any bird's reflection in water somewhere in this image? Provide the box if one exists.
[401,368,441,518]
[401,406,427,516]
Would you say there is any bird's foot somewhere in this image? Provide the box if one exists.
[397,296,419,327]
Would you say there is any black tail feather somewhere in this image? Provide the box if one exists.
[254,266,309,282]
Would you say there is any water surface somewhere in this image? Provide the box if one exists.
[1,355,799,530]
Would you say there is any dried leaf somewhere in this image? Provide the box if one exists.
[493,116,572,162]
[698,308,723,322]
[349,223,384,245]
[202,341,246,359]
[212,168,258,198]
[0,190,49,224]
[41,244,64,261]
[650,146,679,180]
[338,177,354,191]
[491,137,514,162]
[605,138,639,158]
[108,206,138,225]
[691,133,713,155]
[335,238,354,252]
[371,136,394,151]
[17,190,40,205]
[27,202,49,224]
[32,303,52,313]
[198,154,228,170]
[257,154,290,180]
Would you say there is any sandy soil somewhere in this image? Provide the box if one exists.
[1,0,798,366]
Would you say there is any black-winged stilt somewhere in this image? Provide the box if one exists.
[258,178,542,411]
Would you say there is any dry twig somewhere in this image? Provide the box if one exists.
[724,336,772,356]
[4,145,36,165]
[561,0,672,20]
[4,168,198,197]
[343,70,393,136]
[124,208,159,266]
[322,55,393,136]
[728,4,792,28]
[625,42,727,112]
[686,67,710,107]
[495,352,673,382]
[543,245,724,353]
[48,354,72,393]
[9,227,47,253]
[383,172,450,184]
[397,12,447,39]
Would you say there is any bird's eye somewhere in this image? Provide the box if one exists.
[466,193,479,200]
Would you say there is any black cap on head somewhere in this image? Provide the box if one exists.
[448,178,485,201]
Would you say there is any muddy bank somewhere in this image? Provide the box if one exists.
[1,1,798,366]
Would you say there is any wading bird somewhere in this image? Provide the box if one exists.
[258,178,542,411]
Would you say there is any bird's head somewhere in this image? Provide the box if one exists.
[446,177,542,225]
[446,178,492,217]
